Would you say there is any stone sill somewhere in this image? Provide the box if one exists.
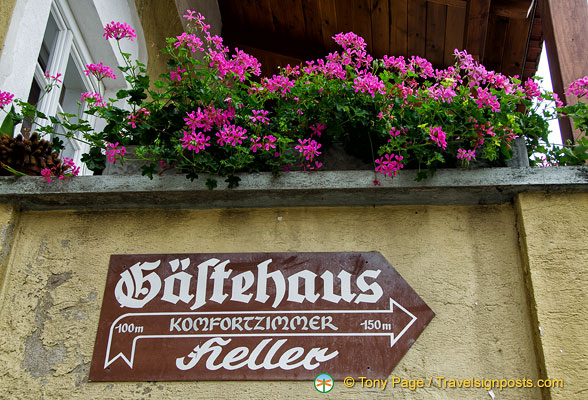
[0,167,587,210]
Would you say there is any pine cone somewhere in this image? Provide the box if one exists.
[0,133,64,176]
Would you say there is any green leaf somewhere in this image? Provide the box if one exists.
[116,89,129,99]
[0,105,16,136]
[225,175,241,189]
[186,170,198,182]
[51,137,65,152]
[81,147,106,172]
[205,178,218,190]
[141,163,157,179]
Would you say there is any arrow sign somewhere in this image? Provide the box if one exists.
[89,252,434,381]
[104,298,417,368]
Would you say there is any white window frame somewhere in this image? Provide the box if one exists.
[0,0,147,175]
[34,0,105,175]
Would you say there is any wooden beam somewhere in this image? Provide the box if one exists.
[425,1,446,67]
[542,0,588,143]
[302,0,323,44]
[318,0,339,50]
[389,0,408,57]
[351,0,373,53]
[408,0,427,57]
[443,5,466,66]
[234,43,302,76]
[501,18,530,77]
[463,0,491,62]
[371,0,390,56]
[223,27,328,63]
[490,0,533,19]
[427,0,466,8]
[482,14,508,72]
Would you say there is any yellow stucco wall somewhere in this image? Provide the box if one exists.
[0,204,543,399]
[0,0,16,54]
[0,203,18,305]
[517,192,588,400]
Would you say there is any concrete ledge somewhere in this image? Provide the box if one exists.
[0,167,587,210]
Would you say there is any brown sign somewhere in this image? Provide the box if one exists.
[89,252,434,381]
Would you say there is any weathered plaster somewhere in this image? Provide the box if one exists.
[516,192,588,400]
[0,205,541,399]
[0,0,16,53]
[0,203,18,310]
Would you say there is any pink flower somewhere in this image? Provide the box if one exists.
[457,148,476,162]
[216,124,248,146]
[295,138,322,161]
[103,21,136,41]
[552,93,564,108]
[474,87,500,112]
[332,32,373,69]
[304,160,323,171]
[262,135,277,151]
[105,142,126,163]
[408,56,435,78]
[427,83,457,103]
[263,75,295,96]
[84,63,116,80]
[388,127,407,141]
[249,136,262,152]
[126,108,150,128]
[80,92,106,107]
[62,157,80,176]
[183,9,197,20]
[524,78,541,100]
[0,91,14,108]
[375,153,404,177]
[353,72,386,97]
[249,109,270,125]
[41,168,52,183]
[184,106,233,133]
[44,71,62,83]
[429,126,447,150]
[170,66,186,82]
[180,131,210,153]
[310,123,326,137]
[566,76,588,98]
[174,32,204,52]
[183,11,209,32]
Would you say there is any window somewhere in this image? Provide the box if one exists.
[29,0,103,175]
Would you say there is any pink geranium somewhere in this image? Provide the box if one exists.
[429,126,447,150]
[295,138,322,161]
[457,148,476,162]
[80,92,106,108]
[180,131,210,153]
[170,66,186,82]
[105,142,126,163]
[0,91,14,108]
[375,153,404,177]
[216,124,248,146]
[103,21,136,41]
[566,76,588,98]
[84,63,116,80]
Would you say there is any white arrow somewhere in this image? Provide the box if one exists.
[104,297,417,368]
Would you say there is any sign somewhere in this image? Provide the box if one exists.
[89,252,434,381]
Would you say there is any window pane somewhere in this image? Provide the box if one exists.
[38,13,60,72]
[57,54,89,161]
[60,55,86,114]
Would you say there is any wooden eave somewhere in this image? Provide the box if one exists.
[218,0,540,79]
